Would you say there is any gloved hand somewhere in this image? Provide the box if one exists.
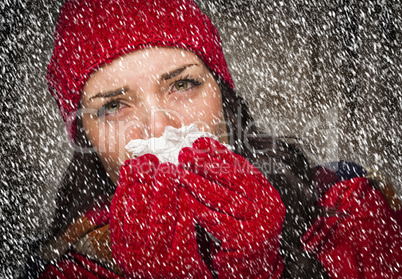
[302,177,402,279]
[110,154,213,279]
[177,137,285,278]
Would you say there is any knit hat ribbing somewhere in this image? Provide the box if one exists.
[47,0,234,141]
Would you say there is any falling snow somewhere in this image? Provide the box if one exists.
[1,0,401,278]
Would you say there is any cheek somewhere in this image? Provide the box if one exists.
[82,116,146,173]
[178,90,226,133]
[201,89,227,137]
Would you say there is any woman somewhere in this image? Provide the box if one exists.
[28,0,402,278]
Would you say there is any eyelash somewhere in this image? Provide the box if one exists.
[97,99,125,117]
[169,74,204,93]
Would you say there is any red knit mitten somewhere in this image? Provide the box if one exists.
[178,138,285,278]
[110,154,213,278]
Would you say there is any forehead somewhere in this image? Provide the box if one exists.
[88,47,204,83]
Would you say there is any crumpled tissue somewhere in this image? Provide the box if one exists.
[125,124,228,165]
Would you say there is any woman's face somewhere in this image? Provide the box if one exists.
[80,47,228,184]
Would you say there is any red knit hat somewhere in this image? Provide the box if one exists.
[48,0,234,142]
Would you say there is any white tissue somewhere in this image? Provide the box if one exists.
[125,124,224,165]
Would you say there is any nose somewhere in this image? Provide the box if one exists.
[144,106,183,138]
[129,87,185,139]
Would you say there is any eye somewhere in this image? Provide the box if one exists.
[170,75,203,93]
[97,100,124,117]
[174,81,190,91]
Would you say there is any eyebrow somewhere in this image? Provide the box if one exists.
[88,64,198,101]
[89,87,129,101]
[160,64,198,80]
